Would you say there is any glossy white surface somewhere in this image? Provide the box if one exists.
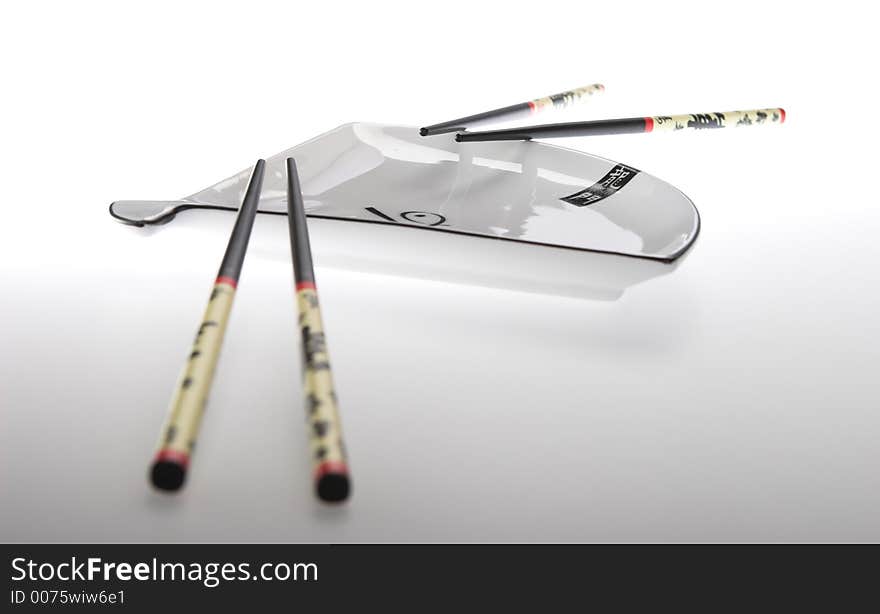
[113,124,697,299]
[2,1,879,542]
[113,123,699,261]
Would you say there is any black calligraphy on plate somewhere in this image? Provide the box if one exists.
[560,164,640,208]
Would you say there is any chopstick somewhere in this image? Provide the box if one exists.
[420,83,604,137]
[149,159,266,492]
[455,108,785,142]
[286,157,351,503]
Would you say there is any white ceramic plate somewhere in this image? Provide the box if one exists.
[111,123,700,298]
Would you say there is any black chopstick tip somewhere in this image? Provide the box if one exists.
[150,460,187,492]
[316,473,351,503]
[455,131,533,143]
[251,158,267,175]
[419,127,429,137]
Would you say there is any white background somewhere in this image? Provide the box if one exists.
[1,1,878,542]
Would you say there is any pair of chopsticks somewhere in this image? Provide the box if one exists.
[150,159,350,503]
[420,84,785,142]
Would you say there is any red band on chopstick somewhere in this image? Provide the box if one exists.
[314,461,348,479]
[296,281,316,292]
[527,101,537,113]
[644,117,654,132]
[215,276,237,288]
[779,108,786,123]
[154,449,190,467]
